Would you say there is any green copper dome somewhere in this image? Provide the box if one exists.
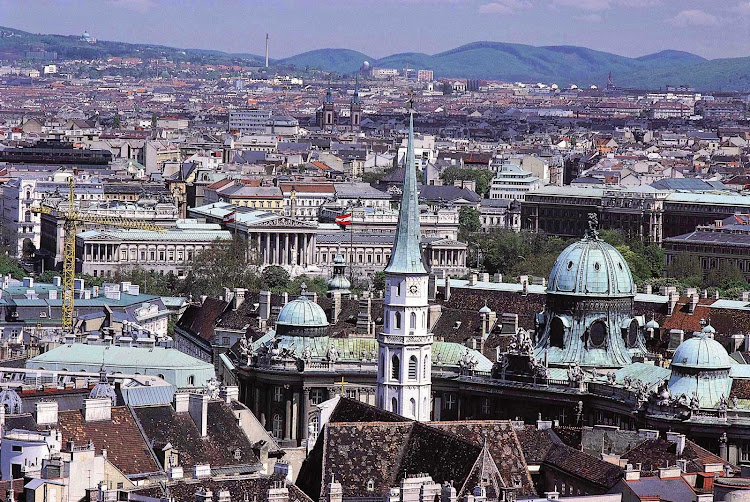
[547,236,634,297]
[668,333,732,408]
[275,296,329,337]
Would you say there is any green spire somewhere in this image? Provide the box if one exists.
[384,111,426,275]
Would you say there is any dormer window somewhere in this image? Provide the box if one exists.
[367,479,375,492]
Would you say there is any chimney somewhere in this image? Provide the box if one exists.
[36,400,58,425]
[194,464,211,479]
[713,290,720,300]
[688,294,699,314]
[666,432,686,456]
[220,386,239,404]
[233,288,246,310]
[642,284,652,295]
[479,273,489,282]
[328,476,343,502]
[22,277,33,288]
[52,276,62,287]
[624,464,641,481]
[83,397,112,422]
[274,461,293,482]
[281,292,289,306]
[223,287,234,306]
[469,274,477,286]
[745,332,750,352]
[259,291,272,320]
[189,393,209,438]
[701,289,708,299]
[267,482,289,502]
[493,273,502,283]
[441,483,457,502]
[445,275,452,301]
[657,466,682,479]
[332,292,342,324]
[428,274,437,301]
[667,291,678,316]
[741,291,750,302]
[194,488,212,502]
[174,392,190,413]
[217,491,231,502]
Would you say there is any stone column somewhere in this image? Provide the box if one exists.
[285,398,292,440]
[264,233,270,264]
[301,235,307,266]
[285,233,290,265]
[291,392,299,442]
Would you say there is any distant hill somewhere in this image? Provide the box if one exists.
[0,25,264,65]
[279,42,748,91]
[277,48,372,74]
[0,25,747,90]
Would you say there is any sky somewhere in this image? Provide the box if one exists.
[1,0,748,60]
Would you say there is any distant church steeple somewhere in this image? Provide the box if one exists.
[350,77,362,132]
[321,86,335,130]
[376,108,432,421]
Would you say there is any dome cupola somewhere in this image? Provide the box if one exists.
[275,285,329,337]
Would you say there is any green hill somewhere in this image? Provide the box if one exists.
[276,49,372,74]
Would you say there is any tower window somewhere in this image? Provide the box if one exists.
[423,355,429,378]
[410,398,416,417]
[394,312,401,330]
[409,355,418,380]
[391,355,400,380]
[410,312,417,329]
[391,397,398,413]
[589,320,607,347]
[550,317,565,348]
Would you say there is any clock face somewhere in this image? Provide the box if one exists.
[409,284,419,294]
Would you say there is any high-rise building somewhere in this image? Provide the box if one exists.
[376,111,432,421]
[417,70,434,82]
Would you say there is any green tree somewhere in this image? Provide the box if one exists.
[440,167,494,197]
[0,247,26,279]
[21,238,36,259]
[112,113,121,129]
[262,265,290,289]
[666,254,703,285]
[598,229,624,247]
[180,235,261,298]
[372,271,386,292]
[459,206,481,238]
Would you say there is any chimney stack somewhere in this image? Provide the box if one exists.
[83,398,112,422]
[189,394,209,438]
[36,401,58,425]
[667,291,678,316]
[265,33,269,68]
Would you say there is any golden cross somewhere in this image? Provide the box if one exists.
[337,375,348,395]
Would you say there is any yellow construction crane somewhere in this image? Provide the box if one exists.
[32,177,165,333]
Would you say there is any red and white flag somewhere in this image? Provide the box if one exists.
[335,213,352,226]
[223,211,236,224]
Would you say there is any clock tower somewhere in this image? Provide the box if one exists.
[376,109,432,421]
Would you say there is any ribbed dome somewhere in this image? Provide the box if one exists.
[327,275,351,290]
[671,333,731,370]
[275,295,329,337]
[547,236,634,297]
[646,318,660,330]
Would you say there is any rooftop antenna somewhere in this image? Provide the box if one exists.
[265,33,269,68]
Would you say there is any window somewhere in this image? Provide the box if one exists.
[222,337,230,346]
[394,312,401,330]
[308,415,320,443]
[410,312,417,329]
[367,479,375,492]
[117,483,123,490]
[625,319,639,348]
[410,398,416,417]
[423,355,429,378]
[550,317,565,348]
[589,320,607,347]
[310,388,325,405]
[187,375,195,386]
[272,414,283,438]
[391,355,400,380]
[157,374,165,380]
[481,399,491,415]
[379,355,384,379]
[11,445,22,452]
[391,397,398,413]
[444,393,456,410]
[742,442,750,462]
[409,355,418,380]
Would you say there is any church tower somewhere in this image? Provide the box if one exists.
[322,87,335,130]
[377,109,432,421]
[350,78,362,132]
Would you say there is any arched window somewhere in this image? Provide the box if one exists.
[409,355,418,380]
[391,355,400,380]
[24,211,31,223]
[410,312,417,329]
[625,319,639,348]
[391,397,398,413]
[410,398,416,417]
[272,414,283,438]
[379,354,384,379]
[422,312,426,328]
[308,415,320,443]
[367,479,375,492]
[423,355,429,378]
[25,190,30,200]
[394,312,401,330]
[589,320,607,347]
[549,317,565,348]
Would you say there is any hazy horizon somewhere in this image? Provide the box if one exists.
[1,0,748,60]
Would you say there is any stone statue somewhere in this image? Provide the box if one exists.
[690,392,700,412]
[239,335,253,363]
[586,212,599,239]
[205,378,220,400]
[606,371,617,385]
[732,395,739,409]
[623,375,632,389]
[567,362,583,384]
[634,380,649,404]
[301,345,313,365]
[575,400,583,423]
[719,394,728,412]
[458,349,478,373]
[327,344,339,363]
[516,328,533,356]
[655,381,671,407]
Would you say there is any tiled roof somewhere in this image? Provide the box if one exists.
[58,407,160,475]
[132,474,312,502]
[515,425,559,464]
[543,443,623,490]
[622,438,736,475]
[176,298,230,343]
[430,421,535,497]
[133,401,259,470]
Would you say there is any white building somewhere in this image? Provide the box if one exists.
[228,109,273,134]
[376,113,432,421]
[489,163,543,201]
